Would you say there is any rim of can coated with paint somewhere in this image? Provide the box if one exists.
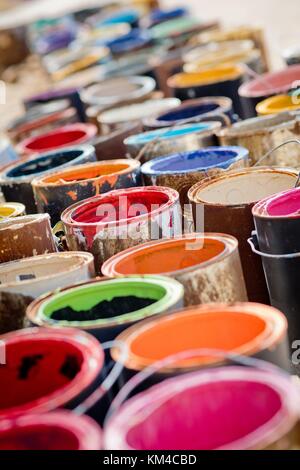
[32,159,141,189]
[188,167,299,208]
[0,203,26,220]
[0,327,104,420]
[0,411,103,450]
[61,186,179,229]
[0,213,51,232]
[17,124,98,156]
[0,252,95,292]
[81,76,156,107]
[141,146,249,176]
[252,187,300,220]
[167,64,245,89]
[111,302,288,372]
[101,233,239,278]
[104,366,300,450]
[30,276,184,329]
[0,145,96,184]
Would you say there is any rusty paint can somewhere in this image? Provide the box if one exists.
[0,145,96,213]
[0,252,95,334]
[102,233,247,306]
[32,160,141,224]
[59,186,181,274]
[217,112,300,166]
[188,167,298,303]
[141,146,249,206]
[0,214,57,264]
[125,122,222,163]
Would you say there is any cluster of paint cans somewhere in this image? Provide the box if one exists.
[1,0,300,452]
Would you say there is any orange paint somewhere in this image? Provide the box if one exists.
[168,64,244,88]
[104,237,226,275]
[40,162,130,185]
[113,303,287,370]
[67,191,78,202]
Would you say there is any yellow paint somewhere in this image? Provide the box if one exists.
[256,94,300,116]
[169,64,244,88]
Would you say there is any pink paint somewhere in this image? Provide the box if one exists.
[105,367,298,450]
[0,412,102,450]
[17,124,97,156]
[239,64,300,98]
[265,188,300,217]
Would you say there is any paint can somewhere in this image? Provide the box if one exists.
[81,76,156,109]
[183,40,263,74]
[143,7,188,28]
[93,122,143,161]
[105,29,153,56]
[24,87,87,123]
[102,233,248,306]
[0,328,104,420]
[142,146,249,206]
[188,168,298,303]
[238,64,300,118]
[195,25,270,73]
[32,159,141,224]
[0,145,96,213]
[0,139,18,168]
[0,412,102,450]
[27,276,184,343]
[144,97,235,130]
[98,98,181,132]
[217,112,300,166]
[0,203,25,221]
[6,107,77,144]
[150,17,218,46]
[125,122,221,162]
[59,186,181,273]
[0,214,57,264]
[167,65,246,117]
[256,94,300,116]
[0,252,95,334]
[250,188,300,356]
[17,124,98,158]
[104,364,300,450]
[112,303,289,376]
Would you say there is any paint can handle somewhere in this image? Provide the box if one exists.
[253,140,300,187]
[73,340,128,416]
[248,234,300,259]
[105,347,292,424]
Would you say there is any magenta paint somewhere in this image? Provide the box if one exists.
[105,367,299,450]
[265,188,300,217]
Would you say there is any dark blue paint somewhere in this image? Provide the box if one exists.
[141,146,249,175]
[157,103,220,122]
[106,29,152,54]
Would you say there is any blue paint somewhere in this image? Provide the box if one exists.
[157,103,220,122]
[126,123,215,146]
[4,146,96,180]
[141,146,249,175]
[98,9,139,27]
[148,8,188,26]
[106,29,152,54]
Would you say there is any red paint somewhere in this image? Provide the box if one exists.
[0,328,104,420]
[72,190,169,224]
[0,412,102,450]
[265,188,300,217]
[17,124,97,156]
